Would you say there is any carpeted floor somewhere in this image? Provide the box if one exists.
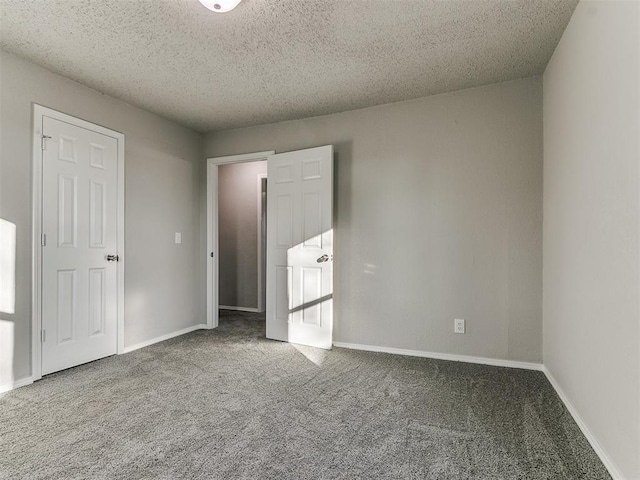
[1,310,610,480]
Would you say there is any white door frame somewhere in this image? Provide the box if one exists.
[256,173,267,313]
[206,151,274,328]
[31,104,125,381]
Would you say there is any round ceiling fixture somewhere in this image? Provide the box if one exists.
[198,0,242,13]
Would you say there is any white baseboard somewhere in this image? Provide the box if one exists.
[122,324,208,354]
[0,376,34,394]
[542,367,624,480]
[219,305,259,313]
[332,341,543,371]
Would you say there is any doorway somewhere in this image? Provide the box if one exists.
[217,161,267,315]
[206,151,274,329]
[206,146,334,349]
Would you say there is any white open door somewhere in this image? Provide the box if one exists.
[266,145,333,349]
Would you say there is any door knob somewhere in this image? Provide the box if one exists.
[106,254,120,262]
[316,254,331,263]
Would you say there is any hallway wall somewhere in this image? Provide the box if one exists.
[218,161,267,309]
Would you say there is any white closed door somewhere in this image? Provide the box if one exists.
[41,115,119,375]
[266,145,333,349]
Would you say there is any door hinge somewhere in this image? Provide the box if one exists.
[41,330,46,343]
[41,233,47,246]
[41,135,52,151]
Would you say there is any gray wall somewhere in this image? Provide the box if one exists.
[218,161,267,309]
[543,1,640,478]
[205,77,543,363]
[0,51,204,387]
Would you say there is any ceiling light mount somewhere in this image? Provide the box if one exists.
[198,0,242,13]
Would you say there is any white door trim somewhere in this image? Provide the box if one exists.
[206,151,274,328]
[31,104,125,381]
[257,173,267,313]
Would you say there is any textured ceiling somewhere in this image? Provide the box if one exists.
[0,0,578,132]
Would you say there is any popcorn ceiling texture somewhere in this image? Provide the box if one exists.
[0,0,577,132]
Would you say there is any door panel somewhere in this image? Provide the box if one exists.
[88,268,106,336]
[89,180,107,248]
[266,145,333,349]
[56,269,76,344]
[41,116,119,375]
[57,174,78,247]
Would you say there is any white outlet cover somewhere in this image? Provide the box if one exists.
[175,232,182,244]
[454,318,465,334]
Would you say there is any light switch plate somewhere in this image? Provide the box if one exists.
[175,232,181,244]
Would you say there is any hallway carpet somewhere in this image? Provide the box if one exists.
[1,310,610,479]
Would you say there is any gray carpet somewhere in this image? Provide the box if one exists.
[1,310,610,480]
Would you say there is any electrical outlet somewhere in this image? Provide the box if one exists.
[454,318,465,334]
[175,232,182,244]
